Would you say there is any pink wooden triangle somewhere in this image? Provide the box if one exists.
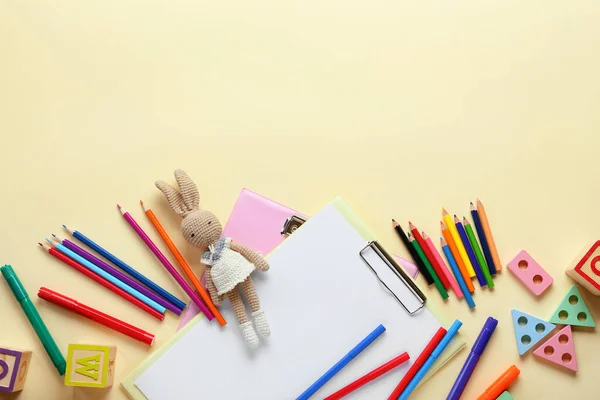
[533,325,578,372]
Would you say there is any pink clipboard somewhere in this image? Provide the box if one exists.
[177,189,420,330]
[177,189,305,329]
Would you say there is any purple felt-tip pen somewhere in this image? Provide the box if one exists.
[447,316,498,400]
[52,234,181,315]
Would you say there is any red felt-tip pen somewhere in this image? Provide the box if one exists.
[38,287,155,346]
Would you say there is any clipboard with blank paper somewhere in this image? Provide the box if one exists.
[125,196,464,400]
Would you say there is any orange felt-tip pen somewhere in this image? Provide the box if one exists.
[476,365,520,400]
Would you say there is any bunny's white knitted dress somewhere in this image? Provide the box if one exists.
[201,237,255,295]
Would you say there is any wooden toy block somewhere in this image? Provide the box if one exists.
[507,250,553,296]
[0,347,32,393]
[65,344,116,388]
[511,309,555,356]
[496,392,514,400]
[549,285,596,328]
[533,325,578,372]
[566,240,600,295]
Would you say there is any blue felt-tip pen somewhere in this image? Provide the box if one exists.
[297,324,386,400]
[447,317,498,400]
[399,320,463,400]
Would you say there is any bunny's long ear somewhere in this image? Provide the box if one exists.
[174,169,200,212]
[155,180,188,217]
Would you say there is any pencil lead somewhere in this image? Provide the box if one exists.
[45,238,52,244]
[440,221,446,229]
[38,242,43,247]
[408,221,416,230]
[62,225,74,235]
[117,204,126,215]
[422,231,428,239]
[140,201,149,212]
[470,202,476,211]
[117,204,122,209]
[442,208,448,216]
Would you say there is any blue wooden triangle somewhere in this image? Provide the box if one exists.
[511,309,556,355]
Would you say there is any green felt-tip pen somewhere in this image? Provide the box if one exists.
[1,264,66,376]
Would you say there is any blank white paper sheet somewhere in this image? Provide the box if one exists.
[135,201,458,399]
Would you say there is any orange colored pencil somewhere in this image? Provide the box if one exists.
[441,221,475,292]
[476,199,502,271]
[141,201,227,326]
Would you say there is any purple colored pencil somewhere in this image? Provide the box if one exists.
[52,234,181,315]
[117,205,214,321]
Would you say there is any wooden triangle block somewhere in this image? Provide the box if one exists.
[549,285,596,328]
[511,309,556,355]
[533,325,578,372]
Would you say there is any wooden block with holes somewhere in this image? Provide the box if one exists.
[566,240,600,295]
[511,309,555,356]
[507,250,553,296]
[549,285,596,328]
[533,325,578,372]
[0,347,32,393]
[65,344,116,388]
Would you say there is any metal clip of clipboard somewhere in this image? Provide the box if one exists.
[359,241,427,315]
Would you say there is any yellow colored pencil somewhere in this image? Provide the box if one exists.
[442,208,475,277]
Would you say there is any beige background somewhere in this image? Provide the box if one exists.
[1,1,599,399]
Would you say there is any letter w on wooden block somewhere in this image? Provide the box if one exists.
[65,345,116,388]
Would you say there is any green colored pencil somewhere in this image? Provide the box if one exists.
[464,218,494,288]
[408,233,448,299]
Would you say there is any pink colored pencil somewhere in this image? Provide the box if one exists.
[117,204,214,321]
[423,232,463,299]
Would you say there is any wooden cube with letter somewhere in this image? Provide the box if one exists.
[0,347,32,393]
[566,240,600,295]
[65,344,116,388]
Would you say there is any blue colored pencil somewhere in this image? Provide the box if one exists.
[454,216,486,287]
[48,239,167,314]
[297,324,386,400]
[63,225,186,311]
[399,320,463,400]
[470,203,497,275]
[441,238,475,309]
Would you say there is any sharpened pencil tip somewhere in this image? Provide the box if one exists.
[51,233,56,238]
[117,204,122,209]
[45,238,52,244]
[442,208,448,216]
[38,242,43,247]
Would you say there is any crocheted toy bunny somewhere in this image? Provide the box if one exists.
[155,169,270,349]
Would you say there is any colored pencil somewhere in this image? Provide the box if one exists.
[39,243,164,320]
[325,352,410,400]
[388,327,447,399]
[441,222,475,292]
[463,218,494,288]
[423,232,462,298]
[392,220,434,285]
[409,222,450,289]
[298,324,386,400]
[117,205,214,321]
[63,225,186,311]
[441,238,475,309]
[141,201,226,326]
[408,234,448,299]
[442,208,475,277]
[454,216,486,287]
[52,234,181,315]
[38,287,155,346]
[48,238,167,314]
[470,203,496,275]
[476,199,502,271]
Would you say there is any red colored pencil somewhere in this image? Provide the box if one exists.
[409,222,450,289]
[38,287,155,345]
[325,352,410,400]
[388,327,447,400]
[39,243,164,321]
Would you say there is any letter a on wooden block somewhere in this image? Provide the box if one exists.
[511,309,555,356]
[533,326,578,372]
[507,250,553,296]
[566,240,600,296]
[0,347,32,392]
[65,344,116,388]
[549,285,596,328]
